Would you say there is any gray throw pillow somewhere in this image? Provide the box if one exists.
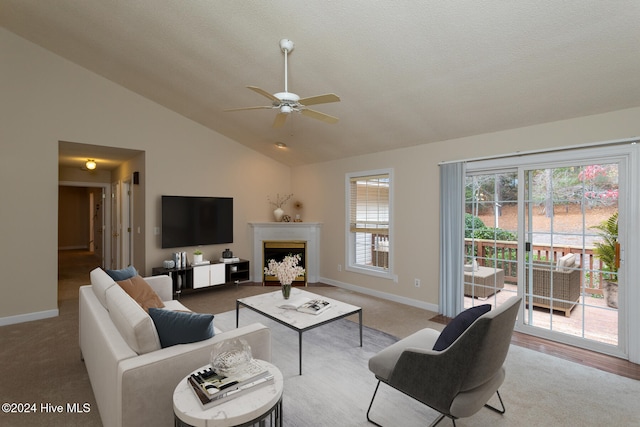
[105,265,137,281]
[148,308,214,348]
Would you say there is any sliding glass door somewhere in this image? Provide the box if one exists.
[522,163,619,350]
[464,145,632,359]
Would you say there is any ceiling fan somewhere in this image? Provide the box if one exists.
[224,39,340,128]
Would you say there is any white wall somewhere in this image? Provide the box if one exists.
[0,28,290,323]
[292,107,640,309]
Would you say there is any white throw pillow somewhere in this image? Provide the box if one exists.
[463,260,479,272]
[90,267,115,309]
[556,253,576,271]
[106,285,161,354]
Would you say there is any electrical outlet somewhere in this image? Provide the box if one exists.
[414,278,421,288]
[338,264,342,272]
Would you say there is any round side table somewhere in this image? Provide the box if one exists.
[173,360,283,427]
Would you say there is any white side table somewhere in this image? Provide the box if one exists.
[173,360,283,427]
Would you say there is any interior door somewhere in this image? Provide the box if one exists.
[122,180,132,267]
[91,187,105,266]
[111,181,121,269]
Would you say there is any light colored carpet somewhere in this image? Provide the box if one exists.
[217,308,640,426]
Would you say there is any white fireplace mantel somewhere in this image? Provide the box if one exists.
[249,222,322,283]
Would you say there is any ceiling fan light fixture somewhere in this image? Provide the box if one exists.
[85,159,97,170]
[224,38,340,127]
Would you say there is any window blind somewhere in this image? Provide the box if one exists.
[349,174,389,235]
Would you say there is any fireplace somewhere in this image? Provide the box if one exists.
[263,240,306,286]
[249,222,322,283]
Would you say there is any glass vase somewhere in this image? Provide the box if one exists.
[281,283,292,299]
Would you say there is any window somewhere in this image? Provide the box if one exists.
[346,169,393,278]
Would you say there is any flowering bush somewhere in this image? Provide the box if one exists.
[264,254,305,285]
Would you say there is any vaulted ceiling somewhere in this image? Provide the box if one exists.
[2,1,640,166]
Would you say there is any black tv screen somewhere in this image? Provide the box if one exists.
[161,196,233,248]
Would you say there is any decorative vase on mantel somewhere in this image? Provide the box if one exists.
[281,283,292,299]
[273,207,284,222]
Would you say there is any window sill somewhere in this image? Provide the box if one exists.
[346,265,394,280]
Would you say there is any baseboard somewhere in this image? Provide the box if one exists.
[0,309,59,326]
[319,276,439,313]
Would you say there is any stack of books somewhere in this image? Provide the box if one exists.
[188,359,274,409]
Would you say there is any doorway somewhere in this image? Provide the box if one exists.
[58,183,107,301]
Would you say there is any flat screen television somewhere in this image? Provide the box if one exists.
[161,196,233,248]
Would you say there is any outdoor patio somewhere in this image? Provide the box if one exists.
[465,282,619,346]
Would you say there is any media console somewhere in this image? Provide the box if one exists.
[152,259,250,297]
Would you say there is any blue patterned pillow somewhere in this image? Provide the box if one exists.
[148,308,214,348]
[433,304,491,351]
[105,265,137,281]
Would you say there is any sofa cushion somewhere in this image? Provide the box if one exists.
[117,275,165,312]
[105,265,137,281]
[433,304,491,351]
[90,267,116,309]
[106,284,161,354]
[556,253,576,271]
[148,308,214,348]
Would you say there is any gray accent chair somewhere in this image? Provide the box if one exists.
[367,296,521,426]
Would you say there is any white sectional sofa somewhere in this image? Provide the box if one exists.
[79,267,271,427]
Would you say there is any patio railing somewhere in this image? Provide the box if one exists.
[465,238,605,296]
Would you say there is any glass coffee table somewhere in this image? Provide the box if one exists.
[236,288,362,375]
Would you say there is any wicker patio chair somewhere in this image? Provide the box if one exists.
[524,262,581,317]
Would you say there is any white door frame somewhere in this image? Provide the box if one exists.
[466,141,639,363]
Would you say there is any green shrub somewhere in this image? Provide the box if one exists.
[464,213,486,238]
[471,227,517,241]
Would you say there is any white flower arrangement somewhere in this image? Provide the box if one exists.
[263,253,305,285]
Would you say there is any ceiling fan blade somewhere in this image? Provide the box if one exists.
[298,93,341,106]
[301,108,339,124]
[272,112,288,128]
[247,86,280,102]
[223,106,272,112]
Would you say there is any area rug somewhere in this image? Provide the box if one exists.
[215,309,640,426]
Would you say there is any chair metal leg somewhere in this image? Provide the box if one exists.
[484,390,506,415]
[366,380,384,426]
[367,380,456,427]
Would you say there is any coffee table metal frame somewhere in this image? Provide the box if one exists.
[236,289,362,375]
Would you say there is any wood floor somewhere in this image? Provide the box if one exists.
[59,250,640,381]
[429,315,640,380]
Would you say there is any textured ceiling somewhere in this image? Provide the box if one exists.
[2,1,640,167]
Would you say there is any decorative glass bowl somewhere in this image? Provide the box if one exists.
[211,338,253,376]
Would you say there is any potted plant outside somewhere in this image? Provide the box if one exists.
[591,212,619,308]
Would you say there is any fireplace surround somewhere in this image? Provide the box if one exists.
[249,222,322,283]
